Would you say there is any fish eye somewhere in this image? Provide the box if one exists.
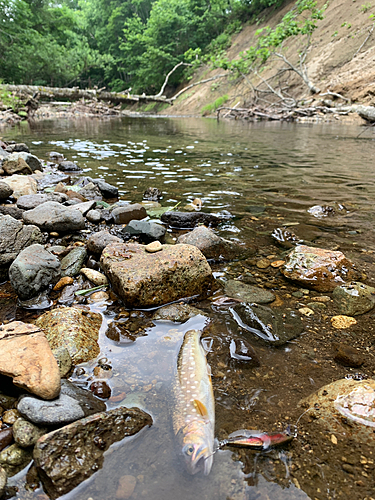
[183,445,195,456]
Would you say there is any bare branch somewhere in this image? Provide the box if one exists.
[274,51,320,94]
[354,23,375,58]
[153,62,192,98]
[170,73,228,101]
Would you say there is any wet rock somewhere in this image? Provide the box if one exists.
[224,280,275,304]
[68,200,96,216]
[86,209,101,223]
[232,303,304,345]
[78,182,102,200]
[177,226,244,261]
[3,156,32,175]
[143,187,162,201]
[308,205,336,217]
[229,337,260,367]
[36,307,102,364]
[145,241,162,253]
[58,160,82,172]
[13,418,47,448]
[18,380,105,427]
[49,152,64,162]
[0,214,43,266]
[37,172,70,190]
[332,342,364,367]
[5,143,29,153]
[152,303,202,322]
[23,201,85,233]
[18,290,53,310]
[0,174,38,198]
[300,378,375,445]
[122,220,166,242]
[87,230,122,255]
[272,227,301,248]
[16,193,68,210]
[112,203,147,225]
[3,152,42,173]
[80,268,108,286]
[256,258,270,269]
[92,178,118,198]
[52,346,72,378]
[0,429,13,452]
[0,466,6,497]
[60,246,87,277]
[0,181,13,199]
[0,321,61,399]
[33,406,152,498]
[0,443,32,467]
[333,282,375,316]
[9,244,61,300]
[161,211,221,228]
[101,242,213,308]
[2,409,21,425]
[53,276,74,291]
[331,315,357,329]
[281,245,359,292]
[116,475,137,499]
[90,381,111,399]
[87,291,110,303]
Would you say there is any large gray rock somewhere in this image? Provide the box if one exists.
[333,282,375,316]
[0,181,13,200]
[232,303,304,345]
[112,203,147,225]
[60,247,87,277]
[22,201,85,232]
[33,407,152,498]
[16,193,68,210]
[225,280,275,304]
[123,219,166,242]
[87,230,122,254]
[0,147,9,159]
[101,242,213,308]
[18,380,106,426]
[177,226,244,260]
[0,214,43,266]
[9,244,61,299]
[92,178,118,198]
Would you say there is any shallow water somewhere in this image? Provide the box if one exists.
[3,117,375,500]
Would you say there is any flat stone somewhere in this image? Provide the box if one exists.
[9,244,61,300]
[177,226,244,260]
[282,245,360,292]
[112,203,147,225]
[224,280,275,304]
[33,406,152,498]
[101,242,213,308]
[122,219,166,243]
[16,193,68,210]
[0,181,13,199]
[87,230,122,254]
[161,211,221,228]
[333,282,375,316]
[37,173,70,190]
[18,380,106,426]
[0,321,60,399]
[300,378,375,445]
[36,307,102,364]
[232,303,304,345]
[60,246,87,277]
[23,201,85,232]
[0,174,38,199]
[80,268,108,286]
[68,200,96,216]
[145,241,163,253]
[0,214,43,266]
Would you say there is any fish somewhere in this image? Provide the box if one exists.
[172,329,215,476]
[220,427,295,450]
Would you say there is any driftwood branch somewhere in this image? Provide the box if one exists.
[354,23,375,58]
[274,51,320,94]
[153,62,192,98]
[170,73,228,101]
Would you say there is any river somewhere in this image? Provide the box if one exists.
[3,116,375,500]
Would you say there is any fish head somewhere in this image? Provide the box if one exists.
[179,421,214,476]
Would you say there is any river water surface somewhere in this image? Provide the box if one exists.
[3,117,375,500]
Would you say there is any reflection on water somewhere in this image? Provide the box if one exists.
[4,117,375,500]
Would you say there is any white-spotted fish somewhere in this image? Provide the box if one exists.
[172,329,215,476]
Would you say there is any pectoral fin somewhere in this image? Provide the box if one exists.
[194,399,209,419]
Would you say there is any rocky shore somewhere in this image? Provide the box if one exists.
[0,139,375,498]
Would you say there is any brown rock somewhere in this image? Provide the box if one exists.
[3,157,32,176]
[0,322,61,400]
[53,276,74,291]
[333,342,364,367]
[331,315,357,329]
[282,245,359,292]
[101,242,213,308]
[87,230,122,255]
[111,203,147,225]
[256,258,270,269]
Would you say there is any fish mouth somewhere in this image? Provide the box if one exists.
[189,447,213,476]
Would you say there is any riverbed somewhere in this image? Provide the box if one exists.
[3,116,375,500]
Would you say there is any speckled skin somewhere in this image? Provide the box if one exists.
[172,330,215,475]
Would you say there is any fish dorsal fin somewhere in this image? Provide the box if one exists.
[194,399,209,419]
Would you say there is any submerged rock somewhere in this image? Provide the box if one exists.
[0,214,43,267]
[177,226,244,261]
[33,406,152,498]
[36,307,102,364]
[281,245,359,292]
[9,244,61,299]
[300,378,375,445]
[229,337,260,368]
[332,342,364,367]
[161,211,221,228]
[271,227,301,248]
[18,379,106,426]
[232,303,304,345]
[333,282,375,316]
[224,280,275,304]
[23,201,85,233]
[152,303,203,322]
[0,443,32,469]
[101,242,213,308]
[0,321,61,399]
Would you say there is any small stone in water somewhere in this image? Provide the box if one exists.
[50,232,59,238]
[299,307,314,316]
[53,276,74,291]
[87,291,110,303]
[145,241,162,253]
[331,315,357,329]
[256,258,270,269]
[115,475,137,499]
[89,381,111,399]
[80,268,108,286]
[271,260,285,268]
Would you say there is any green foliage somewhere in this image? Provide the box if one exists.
[201,94,228,115]
[360,3,372,12]
[0,82,21,111]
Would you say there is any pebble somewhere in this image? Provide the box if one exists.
[311,296,331,302]
[13,418,47,448]
[2,409,21,425]
[270,260,285,268]
[116,475,137,499]
[331,315,357,329]
[256,258,270,269]
[80,268,108,286]
[0,443,31,466]
[298,307,314,316]
[145,241,163,253]
[50,232,59,238]
[87,291,110,303]
[307,302,326,310]
[332,342,364,367]
[53,276,74,291]
[89,381,111,399]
